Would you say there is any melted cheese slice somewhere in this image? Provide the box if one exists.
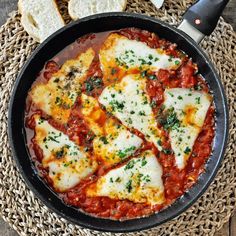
[34,115,97,192]
[99,33,181,78]
[81,94,143,165]
[93,119,143,165]
[87,150,165,205]
[31,48,95,124]
[163,88,212,169]
[81,93,107,136]
[99,74,162,150]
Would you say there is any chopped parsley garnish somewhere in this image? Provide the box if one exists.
[140,70,147,78]
[125,160,135,170]
[175,60,180,65]
[148,74,157,80]
[148,54,153,60]
[48,136,59,143]
[168,55,174,62]
[184,147,191,154]
[115,57,128,69]
[141,158,147,166]
[38,118,44,124]
[53,78,60,83]
[194,84,202,91]
[63,163,70,167]
[117,150,126,159]
[55,148,65,159]
[100,136,109,144]
[159,107,180,131]
[109,100,125,111]
[85,77,103,93]
[143,174,151,182]
[118,146,136,159]
[55,96,61,105]
[157,139,162,146]
[150,100,157,108]
[177,95,183,100]
[138,111,146,116]
[137,173,144,185]
[111,68,117,75]
[125,180,132,193]
[115,177,121,182]
[163,148,172,155]
[168,92,174,97]
[195,97,201,104]
[127,117,133,124]
[110,177,114,183]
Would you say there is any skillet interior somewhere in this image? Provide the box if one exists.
[8,12,228,232]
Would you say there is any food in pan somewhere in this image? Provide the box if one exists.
[25,28,215,220]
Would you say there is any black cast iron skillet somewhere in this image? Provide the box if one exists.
[8,0,229,233]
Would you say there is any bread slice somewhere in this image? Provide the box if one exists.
[68,0,127,20]
[150,0,165,9]
[18,0,65,43]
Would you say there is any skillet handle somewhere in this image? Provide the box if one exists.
[178,0,229,44]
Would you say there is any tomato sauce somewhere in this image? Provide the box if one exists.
[25,28,215,220]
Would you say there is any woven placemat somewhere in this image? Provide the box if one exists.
[0,0,236,235]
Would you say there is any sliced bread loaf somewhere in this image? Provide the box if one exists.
[150,0,165,9]
[68,0,127,20]
[18,0,65,43]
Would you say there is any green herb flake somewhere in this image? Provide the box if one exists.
[160,107,180,131]
[150,100,157,108]
[148,54,153,60]
[141,158,147,167]
[163,149,172,155]
[111,68,117,75]
[115,177,121,183]
[48,136,59,143]
[109,100,125,111]
[53,78,60,83]
[194,84,202,91]
[138,111,146,116]
[85,77,103,93]
[125,180,132,193]
[157,139,162,146]
[100,136,109,144]
[63,163,70,167]
[117,150,126,159]
[125,160,135,170]
[140,70,147,78]
[55,148,65,159]
[143,174,151,182]
[148,74,157,80]
[55,97,61,105]
[184,147,191,154]
[195,97,201,104]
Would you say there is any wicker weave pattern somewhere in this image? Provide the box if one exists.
[0,0,236,235]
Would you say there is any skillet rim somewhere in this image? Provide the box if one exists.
[8,12,229,233]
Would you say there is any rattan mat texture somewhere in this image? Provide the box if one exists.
[0,0,236,235]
